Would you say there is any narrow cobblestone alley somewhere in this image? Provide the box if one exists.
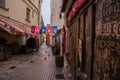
[8,42,64,80]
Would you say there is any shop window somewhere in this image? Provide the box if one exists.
[0,0,5,8]
[26,8,30,22]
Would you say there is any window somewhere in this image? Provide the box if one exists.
[59,14,62,19]
[0,0,5,8]
[26,8,30,21]
[32,10,34,18]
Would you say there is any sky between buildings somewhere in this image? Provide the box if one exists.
[41,0,51,26]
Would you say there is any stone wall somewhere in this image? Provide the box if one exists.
[94,0,120,80]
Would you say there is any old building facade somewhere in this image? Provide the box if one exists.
[94,0,120,80]
[50,0,64,29]
[0,0,42,26]
[61,0,120,80]
[61,0,96,79]
[0,0,42,60]
[50,0,66,57]
[0,0,42,45]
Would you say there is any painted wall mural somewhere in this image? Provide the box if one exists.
[95,0,120,80]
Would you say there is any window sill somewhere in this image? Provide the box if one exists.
[0,6,9,11]
[25,19,31,23]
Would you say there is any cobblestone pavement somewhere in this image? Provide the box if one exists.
[0,42,73,80]
[0,52,36,79]
[9,42,65,80]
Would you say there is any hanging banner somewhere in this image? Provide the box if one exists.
[35,26,40,34]
[52,26,58,35]
[46,26,53,34]
[31,26,36,33]
[40,26,46,34]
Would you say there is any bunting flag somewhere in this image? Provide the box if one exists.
[46,26,53,34]
[40,26,46,34]
[31,26,36,33]
[52,26,58,35]
[35,26,40,34]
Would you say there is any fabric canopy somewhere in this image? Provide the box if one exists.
[0,19,24,35]
[0,19,36,36]
[68,11,74,22]
[68,0,86,22]
[0,20,13,34]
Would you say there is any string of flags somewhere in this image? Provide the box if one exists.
[31,26,58,35]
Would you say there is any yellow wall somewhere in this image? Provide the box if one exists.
[0,0,42,46]
[0,0,40,26]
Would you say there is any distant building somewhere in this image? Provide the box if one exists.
[50,0,64,29]
[40,15,44,26]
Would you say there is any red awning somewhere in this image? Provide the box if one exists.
[0,18,36,36]
[68,11,74,22]
[0,19,25,35]
[68,0,86,23]
[77,0,86,9]
[15,24,35,36]
[25,26,36,36]
[0,20,13,34]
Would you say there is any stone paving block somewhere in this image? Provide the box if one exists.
[0,42,73,80]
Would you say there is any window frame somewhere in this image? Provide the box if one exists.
[32,10,34,18]
[0,0,5,8]
[26,8,31,22]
